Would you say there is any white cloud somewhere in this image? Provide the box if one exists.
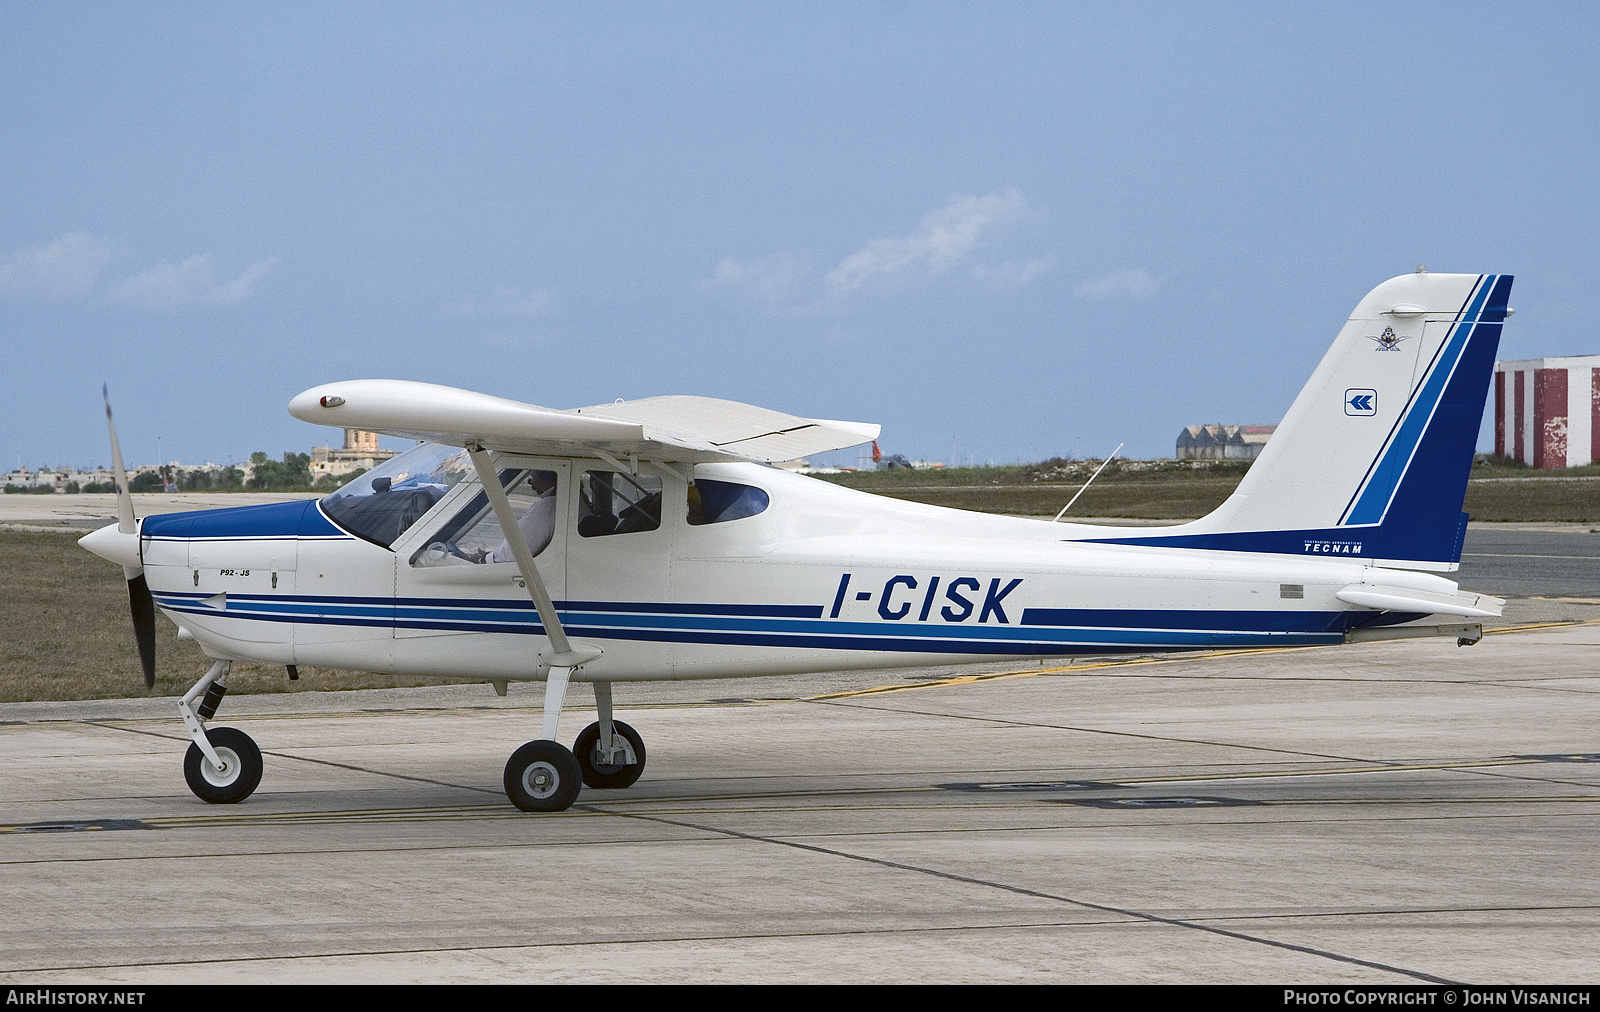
[209,258,280,305]
[0,232,114,302]
[700,255,814,306]
[1077,268,1160,301]
[824,188,1028,298]
[449,286,556,318]
[973,255,1056,293]
[703,188,1045,315]
[106,254,279,309]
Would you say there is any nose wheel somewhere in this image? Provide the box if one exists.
[504,740,583,812]
[183,727,263,804]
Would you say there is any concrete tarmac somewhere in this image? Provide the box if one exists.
[4,499,1598,983]
[1459,527,1600,599]
[2,613,1598,984]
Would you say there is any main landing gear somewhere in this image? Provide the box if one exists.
[502,678,646,812]
[573,719,646,789]
[169,659,645,813]
[179,660,264,804]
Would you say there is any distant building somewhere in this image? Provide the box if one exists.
[6,460,249,493]
[310,429,397,483]
[1494,356,1600,468]
[3,465,116,491]
[1176,424,1275,460]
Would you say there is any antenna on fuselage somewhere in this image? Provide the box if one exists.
[1052,443,1123,522]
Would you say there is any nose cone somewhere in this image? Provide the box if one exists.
[79,522,142,570]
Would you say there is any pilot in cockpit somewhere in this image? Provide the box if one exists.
[465,470,557,563]
[410,469,559,568]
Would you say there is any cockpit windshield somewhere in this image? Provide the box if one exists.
[320,442,473,548]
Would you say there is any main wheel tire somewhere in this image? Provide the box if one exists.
[504,740,582,812]
[573,720,647,789]
[182,727,263,804]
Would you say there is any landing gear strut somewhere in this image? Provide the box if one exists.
[178,659,263,804]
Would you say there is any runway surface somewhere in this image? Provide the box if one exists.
[1458,527,1600,599]
[2,608,1598,984]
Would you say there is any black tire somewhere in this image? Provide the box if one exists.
[182,727,263,804]
[504,740,582,812]
[573,720,647,789]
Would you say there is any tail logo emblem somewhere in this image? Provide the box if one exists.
[1345,389,1377,416]
[1367,326,1409,352]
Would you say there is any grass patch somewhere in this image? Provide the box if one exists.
[814,457,1254,489]
[815,458,1254,518]
[819,457,1600,520]
[817,458,1250,518]
[1461,481,1600,523]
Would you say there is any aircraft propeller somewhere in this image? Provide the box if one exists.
[103,385,157,688]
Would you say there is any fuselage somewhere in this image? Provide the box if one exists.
[125,456,1446,683]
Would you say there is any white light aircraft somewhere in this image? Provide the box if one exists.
[80,271,1513,812]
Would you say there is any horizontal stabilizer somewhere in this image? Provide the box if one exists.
[289,381,878,463]
[1335,583,1503,618]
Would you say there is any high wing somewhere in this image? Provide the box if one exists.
[288,380,880,462]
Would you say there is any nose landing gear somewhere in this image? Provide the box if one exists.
[178,660,263,804]
[183,726,263,804]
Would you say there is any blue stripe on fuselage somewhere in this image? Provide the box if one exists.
[150,590,1400,654]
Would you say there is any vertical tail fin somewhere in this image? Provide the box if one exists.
[1089,273,1513,570]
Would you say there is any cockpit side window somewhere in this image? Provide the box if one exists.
[579,470,662,537]
[411,470,558,567]
[687,479,769,525]
[320,443,471,548]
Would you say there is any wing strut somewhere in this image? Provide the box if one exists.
[466,445,601,740]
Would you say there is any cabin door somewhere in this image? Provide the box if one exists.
[390,457,570,680]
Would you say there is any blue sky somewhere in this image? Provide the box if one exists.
[3,2,1596,470]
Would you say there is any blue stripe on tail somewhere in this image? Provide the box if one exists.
[1090,274,1513,566]
[1342,275,1498,525]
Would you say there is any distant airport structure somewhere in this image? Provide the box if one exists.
[1175,424,1275,460]
[1494,356,1600,468]
[2,462,235,493]
[4,428,398,493]
[309,428,397,483]
[1,465,117,492]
